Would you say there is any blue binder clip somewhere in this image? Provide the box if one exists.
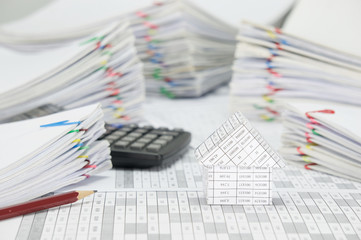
[72,143,84,149]
[40,120,81,128]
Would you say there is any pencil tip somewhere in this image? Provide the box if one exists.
[77,190,97,200]
[93,190,98,193]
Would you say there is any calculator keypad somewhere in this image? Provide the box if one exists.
[101,124,191,168]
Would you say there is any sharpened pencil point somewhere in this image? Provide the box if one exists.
[77,190,96,200]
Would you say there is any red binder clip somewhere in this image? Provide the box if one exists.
[304,163,317,170]
[267,68,282,78]
[265,107,280,116]
[305,132,314,143]
[305,109,335,125]
[143,21,158,29]
[275,42,283,50]
[296,147,305,155]
[136,11,148,18]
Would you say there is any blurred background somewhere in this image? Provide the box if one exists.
[0,0,294,26]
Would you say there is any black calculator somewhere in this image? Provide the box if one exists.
[101,124,191,168]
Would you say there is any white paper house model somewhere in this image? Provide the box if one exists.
[195,112,285,205]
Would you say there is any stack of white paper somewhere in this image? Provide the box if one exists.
[0,22,144,125]
[229,20,361,121]
[0,104,111,208]
[0,0,237,98]
[130,0,237,97]
[280,102,361,182]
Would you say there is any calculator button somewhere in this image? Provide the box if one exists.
[153,139,168,146]
[149,130,163,135]
[143,134,157,139]
[128,132,142,138]
[105,125,118,132]
[137,138,152,144]
[161,131,173,135]
[105,135,119,141]
[120,127,132,132]
[130,142,145,150]
[173,128,183,131]
[134,129,148,134]
[164,131,179,136]
[121,136,136,142]
[146,144,162,152]
[105,129,114,135]
[114,141,129,148]
[142,125,154,129]
[157,127,169,130]
[159,135,173,141]
[118,130,129,135]
[112,131,127,137]
[127,124,138,128]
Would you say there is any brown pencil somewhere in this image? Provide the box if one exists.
[0,190,96,221]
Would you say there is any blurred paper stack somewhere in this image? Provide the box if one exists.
[0,22,145,125]
[0,104,111,207]
[279,102,361,182]
[0,0,237,99]
[229,20,361,121]
[129,0,237,97]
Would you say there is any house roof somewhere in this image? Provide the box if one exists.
[195,111,286,168]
